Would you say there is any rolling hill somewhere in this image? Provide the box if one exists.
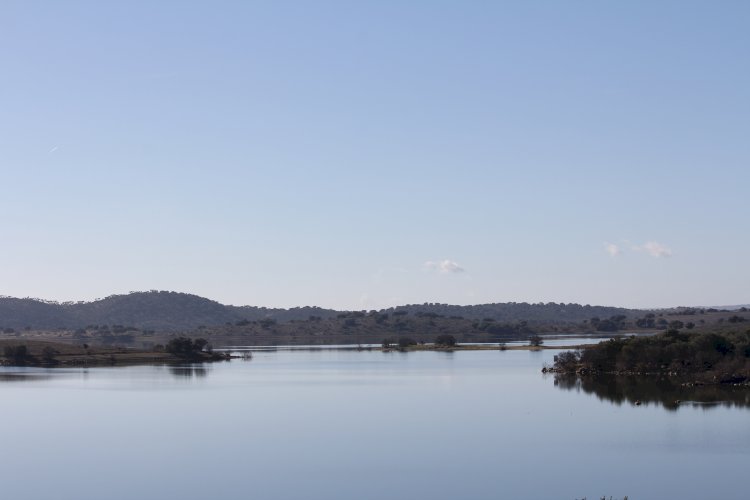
[0,291,643,332]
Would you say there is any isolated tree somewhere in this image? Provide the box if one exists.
[528,335,544,347]
[41,346,57,364]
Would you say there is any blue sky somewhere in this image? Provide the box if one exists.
[1,1,748,309]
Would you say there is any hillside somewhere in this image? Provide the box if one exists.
[387,302,634,323]
[0,291,640,331]
[70,292,234,330]
[0,291,743,336]
[0,297,76,330]
[0,292,340,331]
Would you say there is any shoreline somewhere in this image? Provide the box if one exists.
[0,339,592,368]
[0,339,232,368]
[380,343,593,352]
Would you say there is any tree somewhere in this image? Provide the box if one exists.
[434,335,456,347]
[636,316,656,328]
[596,320,619,332]
[528,335,544,347]
[398,337,417,348]
[165,337,208,358]
[193,338,208,352]
[3,345,28,364]
[41,346,57,364]
[552,350,580,371]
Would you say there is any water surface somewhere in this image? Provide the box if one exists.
[1,343,747,500]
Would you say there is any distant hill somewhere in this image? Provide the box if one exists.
[387,302,635,324]
[0,291,641,331]
[0,297,76,330]
[0,292,339,331]
[705,304,750,311]
[70,292,234,330]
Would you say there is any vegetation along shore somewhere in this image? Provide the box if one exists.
[548,329,750,386]
[0,337,230,368]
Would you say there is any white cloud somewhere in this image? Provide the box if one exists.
[48,146,58,154]
[358,293,370,307]
[604,243,622,257]
[424,259,465,273]
[636,241,673,258]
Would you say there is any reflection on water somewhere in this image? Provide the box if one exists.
[0,371,54,383]
[0,364,213,383]
[168,364,209,378]
[0,346,748,500]
[553,373,750,410]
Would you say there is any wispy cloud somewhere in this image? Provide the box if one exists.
[48,146,58,154]
[605,240,674,258]
[424,259,465,273]
[604,243,622,257]
[635,241,673,258]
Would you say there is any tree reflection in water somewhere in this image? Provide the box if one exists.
[553,374,750,411]
[0,372,54,383]
[168,364,209,379]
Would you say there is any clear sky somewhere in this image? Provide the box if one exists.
[1,1,748,310]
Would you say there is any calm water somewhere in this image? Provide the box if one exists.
[1,343,748,500]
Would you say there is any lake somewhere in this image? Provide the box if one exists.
[1,342,748,500]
